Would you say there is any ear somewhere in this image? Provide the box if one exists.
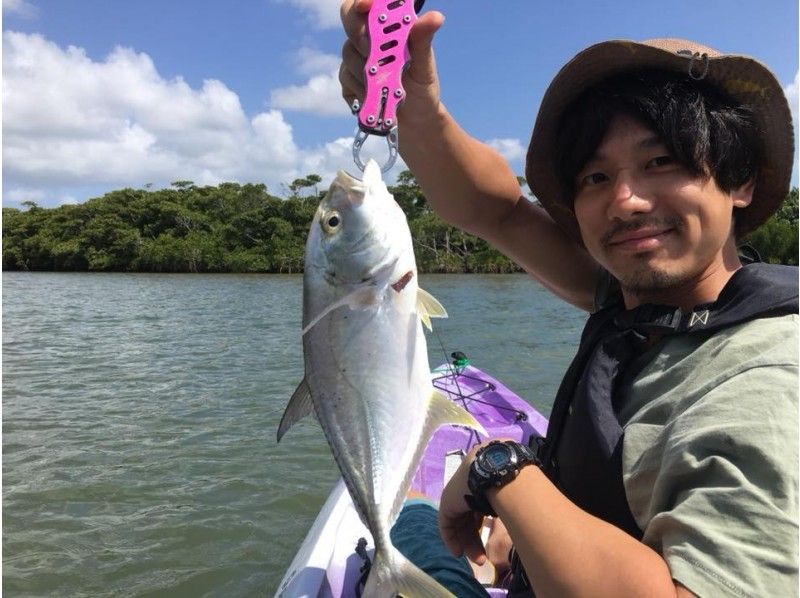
[731,179,755,208]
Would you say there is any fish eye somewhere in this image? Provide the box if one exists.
[321,210,341,234]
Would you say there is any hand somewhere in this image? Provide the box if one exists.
[437,444,488,564]
[484,517,513,578]
[339,0,445,129]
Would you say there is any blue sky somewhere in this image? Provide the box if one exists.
[3,0,798,208]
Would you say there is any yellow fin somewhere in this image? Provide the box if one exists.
[417,288,448,332]
[427,390,486,437]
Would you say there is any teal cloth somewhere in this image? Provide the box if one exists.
[391,502,489,597]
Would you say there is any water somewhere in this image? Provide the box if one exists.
[2,272,585,596]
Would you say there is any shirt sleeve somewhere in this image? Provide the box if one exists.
[628,362,798,597]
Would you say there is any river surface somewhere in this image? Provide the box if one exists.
[2,272,585,596]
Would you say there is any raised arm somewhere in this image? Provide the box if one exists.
[340,0,599,311]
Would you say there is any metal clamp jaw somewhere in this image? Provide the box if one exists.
[351,0,423,173]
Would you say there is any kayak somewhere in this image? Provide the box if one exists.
[276,361,550,597]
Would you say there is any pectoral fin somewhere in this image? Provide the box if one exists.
[277,378,314,442]
[417,288,448,332]
[426,390,486,437]
[389,388,487,529]
[302,286,379,336]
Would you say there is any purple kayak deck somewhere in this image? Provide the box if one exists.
[276,364,550,598]
[412,364,549,501]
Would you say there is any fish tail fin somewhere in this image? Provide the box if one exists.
[364,546,455,598]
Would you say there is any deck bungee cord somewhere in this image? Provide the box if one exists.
[431,335,530,426]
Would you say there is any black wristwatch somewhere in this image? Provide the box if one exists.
[466,440,540,516]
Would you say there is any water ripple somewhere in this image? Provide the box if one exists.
[3,272,583,595]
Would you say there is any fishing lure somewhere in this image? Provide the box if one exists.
[351,0,424,173]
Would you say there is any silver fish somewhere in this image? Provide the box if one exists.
[278,160,485,597]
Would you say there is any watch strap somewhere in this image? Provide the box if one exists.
[464,491,497,517]
[465,440,539,516]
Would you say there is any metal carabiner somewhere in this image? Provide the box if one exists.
[352,127,398,173]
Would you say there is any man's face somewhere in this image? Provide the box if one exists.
[573,114,753,308]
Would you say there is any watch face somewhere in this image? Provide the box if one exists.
[482,443,512,470]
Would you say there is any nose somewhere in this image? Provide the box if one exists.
[606,170,652,221]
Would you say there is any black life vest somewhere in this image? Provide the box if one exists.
[508,262,798,595]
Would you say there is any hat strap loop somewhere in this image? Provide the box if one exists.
[687,52,709,80]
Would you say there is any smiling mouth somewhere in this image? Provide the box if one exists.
[601,216,682,251]
[608,228,673,246]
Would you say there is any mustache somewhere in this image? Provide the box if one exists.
[600,216,683,247]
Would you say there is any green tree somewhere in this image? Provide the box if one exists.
[80,213,140,270]
[743,187,798,265]
[287,174,323,200]
[390,170,428,220]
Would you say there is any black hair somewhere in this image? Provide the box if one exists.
[554,70,761,235]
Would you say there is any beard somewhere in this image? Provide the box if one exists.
[617,260,687,298]
[601,215,687,298]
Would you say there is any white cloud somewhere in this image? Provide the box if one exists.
[295,46,341,76]
[3,187,47,205]
[270,47,349,117]
[3,186,77,208]
[485,138,527,163]
[3,0,38,18]
[1,31,367,204]
[270,73,350,116]
[275,0,341,30]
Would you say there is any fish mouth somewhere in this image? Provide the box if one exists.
[331,171,367,206]
[334,169,362,186]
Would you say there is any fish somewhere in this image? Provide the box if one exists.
[278,159,485,597]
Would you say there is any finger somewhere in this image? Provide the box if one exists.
[339,41,365,102]
[406,10,444,85]
[438,511,468,556]
[341,39,367,76]
[439,510,482,555]
[439,524,463,557]
[462,532,488,565]
[340,0,371,22]
[339,62,364,107]
[340,0,371,55]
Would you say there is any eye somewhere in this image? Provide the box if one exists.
[580,172,609,187]
[321,211,341,234]
[647,155,674,168]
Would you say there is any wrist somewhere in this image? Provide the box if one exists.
[466,440,541,517]
[397,101,450,144]
[485,462,541,516]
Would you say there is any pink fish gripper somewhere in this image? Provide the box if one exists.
[352,0,424,173]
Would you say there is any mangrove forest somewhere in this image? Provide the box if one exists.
[3,173,797,273]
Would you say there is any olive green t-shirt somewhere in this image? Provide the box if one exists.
[619,313,799,597]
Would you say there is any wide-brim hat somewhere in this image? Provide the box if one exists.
[526,38,795,240]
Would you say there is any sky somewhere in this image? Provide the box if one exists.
[2,0,799,208]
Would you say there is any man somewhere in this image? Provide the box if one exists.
[340,3,798,596]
